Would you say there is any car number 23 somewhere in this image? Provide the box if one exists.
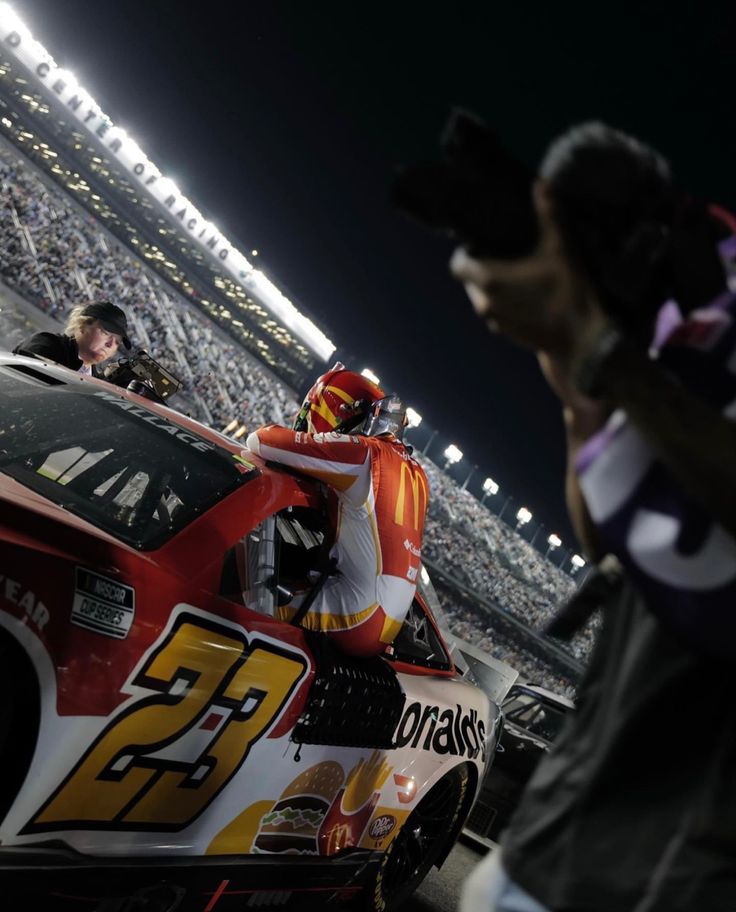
[24,611,308,834]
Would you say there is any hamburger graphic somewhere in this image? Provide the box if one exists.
[253,761,345,854]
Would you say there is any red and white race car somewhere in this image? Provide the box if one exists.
[0,353,499,911]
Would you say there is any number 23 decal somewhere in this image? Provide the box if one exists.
[24,611,308,833]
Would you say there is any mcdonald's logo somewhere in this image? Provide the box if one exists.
[394,463,428,530]
[323,821,352,855]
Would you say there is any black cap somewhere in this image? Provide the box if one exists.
[82,301,131,349]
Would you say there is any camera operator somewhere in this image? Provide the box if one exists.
[451,124,736,912]
[12,300,131,375]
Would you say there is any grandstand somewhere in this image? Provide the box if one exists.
[0,8,334,391]
[0,9,594,696]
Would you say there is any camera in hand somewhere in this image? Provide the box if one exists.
[104,350,182,405]
[391,108,538,259]
[392,110,728,342]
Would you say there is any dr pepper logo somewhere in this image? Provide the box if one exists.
[368,814,396,840]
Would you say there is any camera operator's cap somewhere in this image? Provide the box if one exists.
[82,301,132,349]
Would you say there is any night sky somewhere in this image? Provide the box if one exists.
[15,0,736,547]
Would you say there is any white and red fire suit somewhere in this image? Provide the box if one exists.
[246,426,429,657]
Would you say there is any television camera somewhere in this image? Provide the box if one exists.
[104,350,182,405]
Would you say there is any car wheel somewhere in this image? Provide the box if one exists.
[0,632,40,825]
[366,764,469,912]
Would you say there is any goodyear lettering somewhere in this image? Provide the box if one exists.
[394,463,428,531]
[0,575,50,630]
[394,700,486,762]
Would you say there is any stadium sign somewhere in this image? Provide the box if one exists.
[0,5,335,361]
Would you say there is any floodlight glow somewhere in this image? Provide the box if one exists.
[0,6,337,361]
[249,270,335,361]
[444,444,463,465]
[223,419,238,433]
[483,477,499,495]
[158,177,182,199]
[233,425,248,439]
[547,533,562,548]
[405,407,422,428]
[251,249,258,256]
[516,506,532,525]
[420,565,430,586]
[0,5,29,38]
[361,368,380,385]
[571,554,586,568]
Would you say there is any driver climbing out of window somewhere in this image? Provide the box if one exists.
[246,362,429,658]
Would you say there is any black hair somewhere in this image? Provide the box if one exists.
[541,122,728,341]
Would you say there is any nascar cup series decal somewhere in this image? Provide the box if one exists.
[71,567,135,639]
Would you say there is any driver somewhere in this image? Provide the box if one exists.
[246,362,429,657]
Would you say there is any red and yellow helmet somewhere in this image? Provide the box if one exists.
[293,362,386,434]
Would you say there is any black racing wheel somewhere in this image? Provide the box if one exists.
[366,764,469,912]
[0,631,40,825]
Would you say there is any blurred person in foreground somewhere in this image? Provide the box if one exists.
[246,362,428,657]
[453,124,736,911]
[12,300,131,374]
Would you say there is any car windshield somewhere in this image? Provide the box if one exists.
[0,368,255,549]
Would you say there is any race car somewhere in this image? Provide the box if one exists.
[0,352,499,911]
[465,683,574,847]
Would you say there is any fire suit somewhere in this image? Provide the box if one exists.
[246,426,428,657]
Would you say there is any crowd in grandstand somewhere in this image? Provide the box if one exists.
[0,144,595,695]
[0,146,300,434]
[418,455,596,664]
[436,582,578,700]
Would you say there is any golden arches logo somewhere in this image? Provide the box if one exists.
[394,463,427,530]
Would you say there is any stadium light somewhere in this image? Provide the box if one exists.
[405,407,422,428]
[222,419,238,434]
[0,5,29,39]
[361,368,380,386]
[481,477,499,503]
[546,533,562,557]
[251,249,259,257]
[570,553,586,573]
[443,444,463,469]
[515,506,532,529]
[233,425,248,439]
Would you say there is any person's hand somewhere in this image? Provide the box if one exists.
[450,181,609,365]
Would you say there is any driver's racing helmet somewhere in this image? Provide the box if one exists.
[293,362,406,439]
